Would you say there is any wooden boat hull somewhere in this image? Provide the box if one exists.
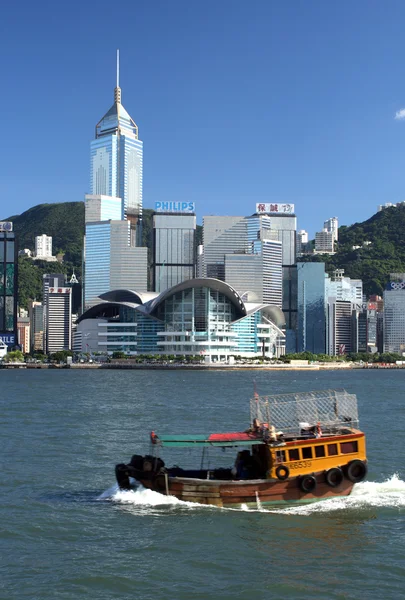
[136,471,354,507]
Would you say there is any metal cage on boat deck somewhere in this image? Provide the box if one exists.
[250,388,359,434]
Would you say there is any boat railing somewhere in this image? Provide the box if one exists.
[250,389,359,435]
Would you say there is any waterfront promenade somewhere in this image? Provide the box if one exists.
[1,361,402,370]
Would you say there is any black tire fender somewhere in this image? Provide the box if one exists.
[346,460,367,483]
[299,474,317,493]
[325,467,344,487]
[275,465,290,481]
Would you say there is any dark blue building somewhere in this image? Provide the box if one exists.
[0,223,18,347]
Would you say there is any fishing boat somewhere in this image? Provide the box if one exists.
[115,389,367,507]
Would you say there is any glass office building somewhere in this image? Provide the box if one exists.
[202,216,247,279]
[0,227,17,347]
[152,214,196,292]
[296,263,327,354]
[75,279,286,360]
[84,220,148,308]
[90,68,143,233]
[383,279,405,353]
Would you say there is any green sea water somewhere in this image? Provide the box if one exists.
[1,369,405,600]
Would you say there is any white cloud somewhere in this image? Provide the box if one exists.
[395,108,405,120]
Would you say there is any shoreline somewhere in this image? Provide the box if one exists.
[1,362,403,370]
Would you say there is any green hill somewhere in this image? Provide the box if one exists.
[300,205,405,296]
[5,202,85,264]
[4,203,200,308]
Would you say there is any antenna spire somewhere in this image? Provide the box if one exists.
[114,49,121,104]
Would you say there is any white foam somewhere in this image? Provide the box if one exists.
[99,474,405,515]
[270,474,405,516]
[108,484,211,509]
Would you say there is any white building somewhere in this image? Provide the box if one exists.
[296,230,308,255]
[35,235,57,261]
[324,217,338,242]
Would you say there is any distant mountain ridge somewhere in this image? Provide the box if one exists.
[301,205,405,296]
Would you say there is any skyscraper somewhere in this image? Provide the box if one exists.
[84,55,148,307]
[383,274,405,353]
[46,287,72,353]
[0,223,18,348]
[202,214,283,306]
[42,273,65,350]
[90,51,143,241]
[202,216,248,279]
[152,209,196,293]
[84,219,147,307]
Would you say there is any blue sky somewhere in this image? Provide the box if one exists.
[1,0,405,235]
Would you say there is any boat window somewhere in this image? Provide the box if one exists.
[340,441,358,454]
[315,445,325,458]
[289,449,300,461]
[302,447,313,459]
[276,450,286,463]
[328,444,338,456]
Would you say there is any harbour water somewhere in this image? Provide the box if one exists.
[1,369,405,599]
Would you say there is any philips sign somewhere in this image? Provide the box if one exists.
[155,202,195,214]
[256,203,295,215]
[0,222,13,232]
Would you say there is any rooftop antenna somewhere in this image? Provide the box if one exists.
[114,49,121,104]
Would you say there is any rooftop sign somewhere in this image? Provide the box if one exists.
[0,222,13,231]
[155,202,195,214]
[256,203,295,215]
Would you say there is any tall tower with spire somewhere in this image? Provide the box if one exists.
[90,50,143,243]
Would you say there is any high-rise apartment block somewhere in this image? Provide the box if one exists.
[0,222,17,348]
[324,217,338,241]
[315,229,335,254]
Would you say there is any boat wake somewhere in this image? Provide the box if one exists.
[98,474,405,515]
[99,483,210,509]
[270,474,405,516]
